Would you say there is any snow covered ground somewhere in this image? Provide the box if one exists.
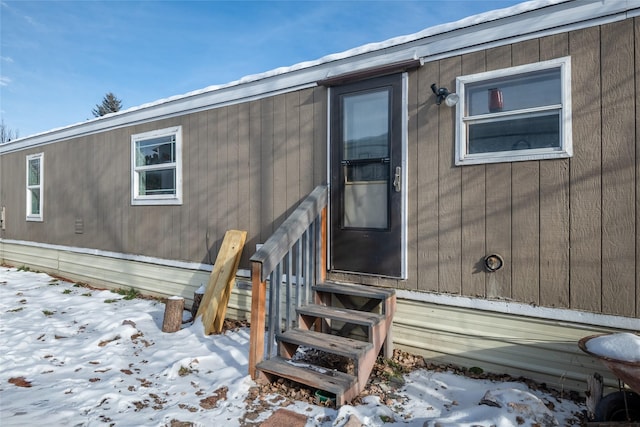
[0,267,585,426]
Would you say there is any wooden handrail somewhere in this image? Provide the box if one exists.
[250,185,328,282]
[249,185,328,379]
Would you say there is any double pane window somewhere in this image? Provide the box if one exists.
[455,57,572,165]
[26,153,43,221]
[131,126,182,205]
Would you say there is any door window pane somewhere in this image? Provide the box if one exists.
[343,90,389,160]
[345,163,388,182]
[341,88,391,229]
[344,182,388,228]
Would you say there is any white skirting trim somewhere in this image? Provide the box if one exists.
[397,289,639,331]
[0,238,251,278]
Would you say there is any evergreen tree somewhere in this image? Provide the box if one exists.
[92,92,123,117]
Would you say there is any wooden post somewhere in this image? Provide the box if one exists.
[383,294,396,359]
[162,296,184,333]
[319,206,327,283]
[190,285,205,319]
[586,372,603,421]
[249,262,267,379]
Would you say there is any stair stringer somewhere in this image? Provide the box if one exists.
[350,292,397,402]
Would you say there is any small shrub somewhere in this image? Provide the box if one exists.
[62,289,72,294]
[103,299,118,304]
[114,287,140,301]
[81,293,92,297]
[178,366,192,377]
[384,358,404,372]
[17,266,31,272]
[42,310,54,316]
[7,307,24,313]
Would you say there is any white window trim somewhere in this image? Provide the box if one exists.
[26,152,44,222]
[455,56,572,166]
[131,126,183,206]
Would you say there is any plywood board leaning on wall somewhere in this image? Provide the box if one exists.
[196,230,247,335]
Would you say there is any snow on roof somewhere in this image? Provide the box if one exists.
[169,0,567,100]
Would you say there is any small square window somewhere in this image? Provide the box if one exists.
[131,126,182,205]
[26,153,44,221]
[455,57,572,165]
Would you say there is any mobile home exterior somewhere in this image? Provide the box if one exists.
[1,0,639,393]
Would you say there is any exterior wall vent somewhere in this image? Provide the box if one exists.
[75,218,84,234]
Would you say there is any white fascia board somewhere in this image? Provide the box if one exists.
[2,0,637,155]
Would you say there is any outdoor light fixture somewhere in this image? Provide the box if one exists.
[431,83,459,107]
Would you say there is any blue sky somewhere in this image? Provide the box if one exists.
[1,0,522,138]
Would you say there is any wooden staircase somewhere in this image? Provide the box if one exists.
[255,281,396,406]
[248,186,397,406]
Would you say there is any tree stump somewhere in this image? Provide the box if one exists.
[586,372,603,420]
[162,296,184,333]
[190,285,205,319]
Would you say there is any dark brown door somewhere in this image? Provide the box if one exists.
[330,74,403,277]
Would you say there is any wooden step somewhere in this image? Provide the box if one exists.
[277,328,372,360]
[314,281,395,300]
[297,304,384,327]
[255,281,396,407]
[256,356,357,405]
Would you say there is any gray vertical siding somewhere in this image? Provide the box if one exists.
[569,26,603,314]
[0,87,328,270]
[399,18,639,319]
[600,20,636,317]
[510,39,541,306]
[636,17,640,319]
[460,51,489,300]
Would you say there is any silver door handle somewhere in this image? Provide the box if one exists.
[393,166,401,192]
